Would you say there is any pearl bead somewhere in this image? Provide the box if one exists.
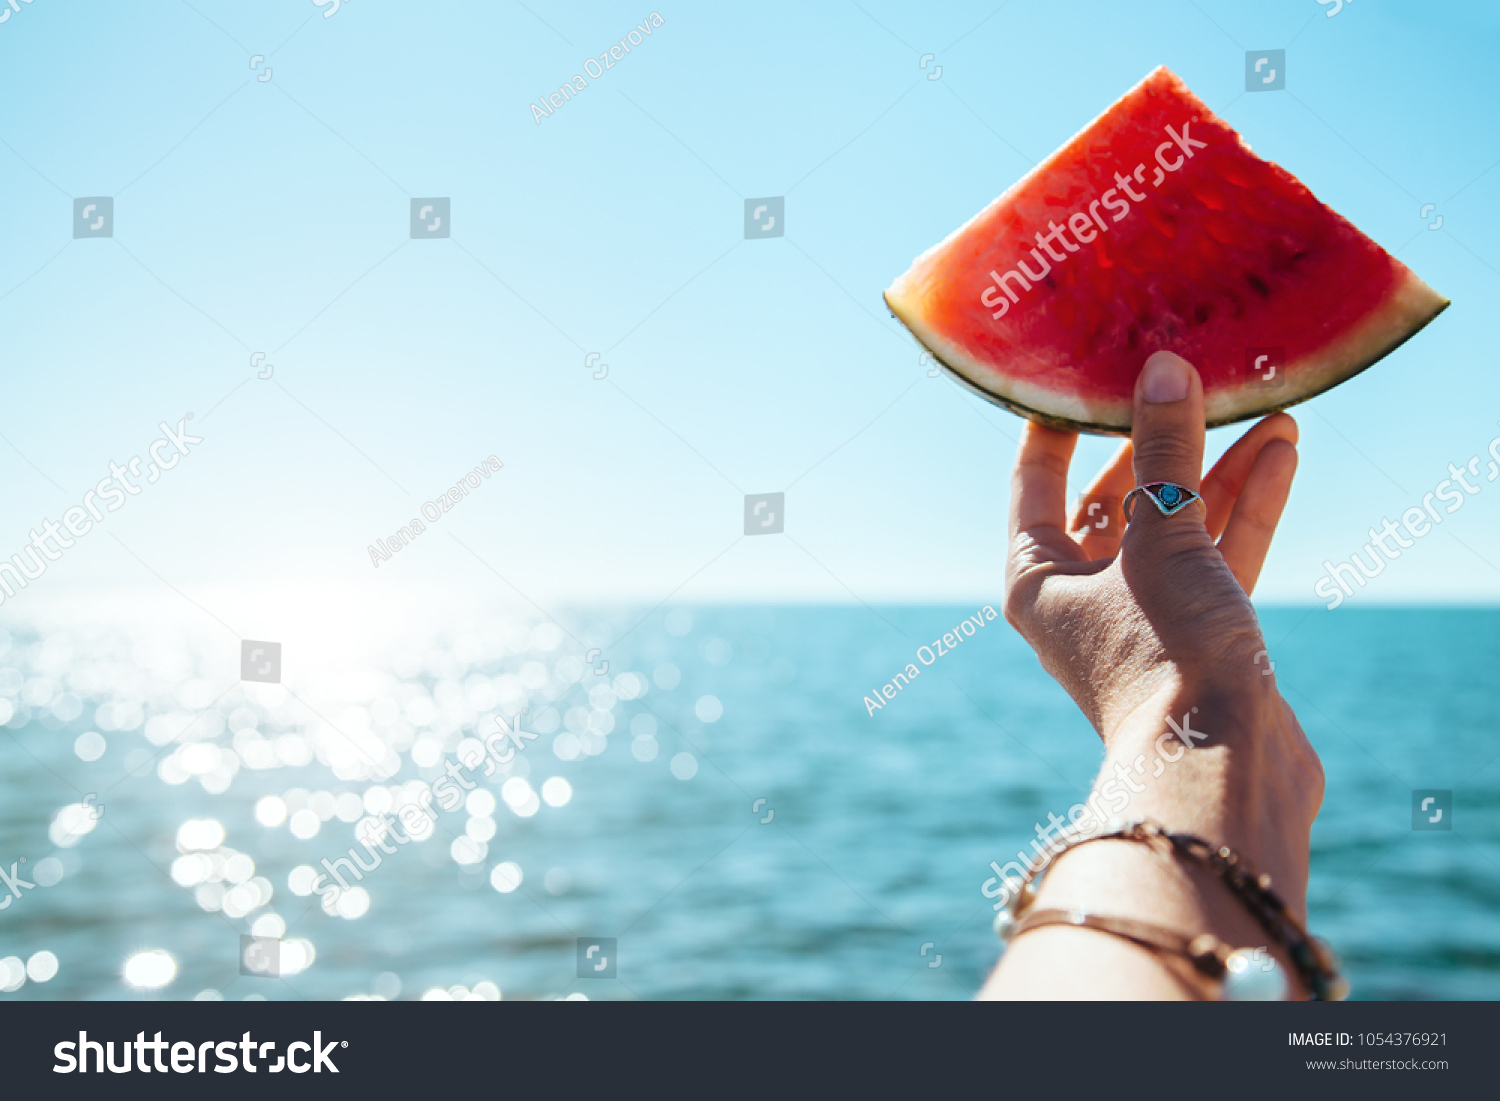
[993,909,1017,942]
[1221,950,1289,1001]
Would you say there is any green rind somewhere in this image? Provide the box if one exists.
[884,291,1451,437]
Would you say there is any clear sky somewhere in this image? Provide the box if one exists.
[0,0,1496,620]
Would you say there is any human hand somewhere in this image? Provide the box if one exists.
[1002,351,1323,900]
[1007,351,1296,736]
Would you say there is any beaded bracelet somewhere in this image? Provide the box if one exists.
[994,818,1348,1001]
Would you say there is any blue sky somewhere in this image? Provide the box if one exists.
[0,0,1496,616]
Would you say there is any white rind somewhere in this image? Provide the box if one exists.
[1202,269,1449,427]
[886,269,1449,436]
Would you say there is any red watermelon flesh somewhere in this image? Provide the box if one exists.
[884,66,1448,435]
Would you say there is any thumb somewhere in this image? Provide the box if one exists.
[1130,351,1206,519]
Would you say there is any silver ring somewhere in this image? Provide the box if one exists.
[1123,481,1202,522]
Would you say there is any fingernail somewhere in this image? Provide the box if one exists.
[1142,351,1191,403]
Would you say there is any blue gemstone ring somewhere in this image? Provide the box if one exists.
[1123,481,1203,522]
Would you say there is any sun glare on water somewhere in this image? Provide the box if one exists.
[0,580,686,1000]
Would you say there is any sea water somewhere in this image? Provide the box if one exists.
[0,605,1492,1000]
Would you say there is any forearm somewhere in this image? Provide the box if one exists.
[979,678,1321,1000]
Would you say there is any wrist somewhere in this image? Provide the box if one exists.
[1100,664,1281,746]
[1091,678,1319,917]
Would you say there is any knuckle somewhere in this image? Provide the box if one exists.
[1001,578,1032,630]
[1002,563,1048,631]
[1235,510,1277,540]
[1133,433,1198,476]
[1122,524,1209,565]
[1001,591,1026,631]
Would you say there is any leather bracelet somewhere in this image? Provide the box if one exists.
[994,817,1348,1001]
[1010,908,1279,994]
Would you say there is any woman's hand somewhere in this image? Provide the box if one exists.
[1007,350,1299,739]
[984,352,1325,999]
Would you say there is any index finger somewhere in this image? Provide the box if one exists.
[1010,421,1078,540]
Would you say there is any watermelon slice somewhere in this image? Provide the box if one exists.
[885,66,1448,434]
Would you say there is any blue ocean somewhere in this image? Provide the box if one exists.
[0,604,1493,1000]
